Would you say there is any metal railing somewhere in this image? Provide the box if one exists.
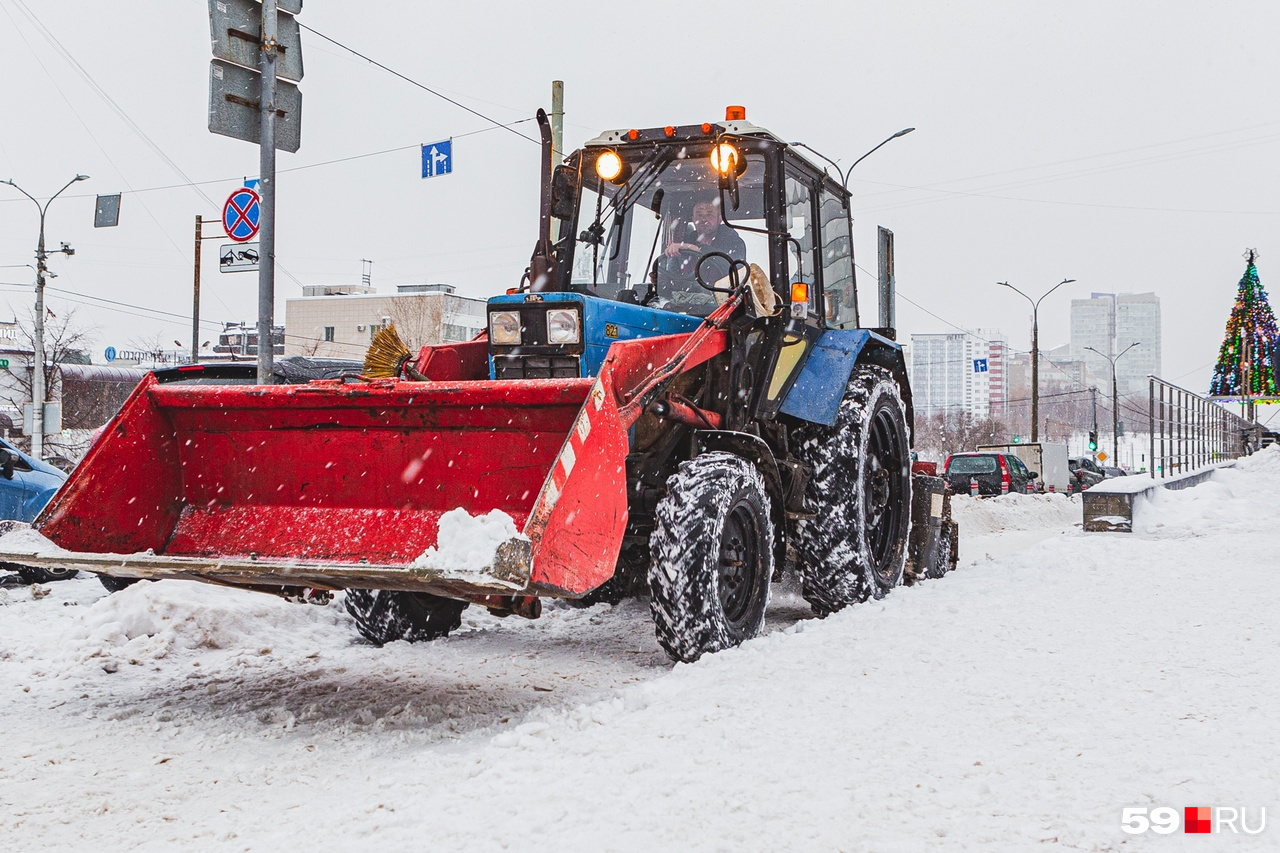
[1148,376,1259,479]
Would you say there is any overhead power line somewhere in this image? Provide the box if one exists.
[298,22,539,145]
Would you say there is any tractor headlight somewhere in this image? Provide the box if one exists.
[710,142,746,176]
[489,311,522,346]
[595,150,623,181]
[546,308,581,344]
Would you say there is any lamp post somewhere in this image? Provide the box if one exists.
[788,128,916,190]
[1,174,89,461]
[997,278,1075,443]
[841,128,915,188]
[1086,342,1141,464]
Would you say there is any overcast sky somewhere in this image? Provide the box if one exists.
[1,0,1277,394]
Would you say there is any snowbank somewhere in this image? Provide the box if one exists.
[949,492,1079,536]
[61,580,349,671]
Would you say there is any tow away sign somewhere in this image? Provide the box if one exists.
[220,242,260,273]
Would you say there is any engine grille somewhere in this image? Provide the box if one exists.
[494,355,580,379]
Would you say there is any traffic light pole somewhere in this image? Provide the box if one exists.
[1090,387,1098,453]
[257,0,279,384]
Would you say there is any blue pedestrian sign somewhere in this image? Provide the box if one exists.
[973,358,989,373]
[421,139,453,179]
[222,187,262,243]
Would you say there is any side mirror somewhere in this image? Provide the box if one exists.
[550,165,575,220]
[0,449,14,480]
[1027,470,1039,479]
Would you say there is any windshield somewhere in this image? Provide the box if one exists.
[947,455,998,475]
[570,144,769,316]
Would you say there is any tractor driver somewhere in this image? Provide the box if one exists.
[661,198,746,293]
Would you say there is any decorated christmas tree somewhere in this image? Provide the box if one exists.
[1208,250,1280,398]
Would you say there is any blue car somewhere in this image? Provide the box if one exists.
[0,438,72,583]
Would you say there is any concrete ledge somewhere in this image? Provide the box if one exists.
[1082,462,1235,532]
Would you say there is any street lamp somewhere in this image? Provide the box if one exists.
[1085,342,1142,464]
[1,174,89,461]
[841,128,915,188]
[788,128,916,191]
[997,278,1075,443]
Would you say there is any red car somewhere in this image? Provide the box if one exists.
[943,452,1037,497]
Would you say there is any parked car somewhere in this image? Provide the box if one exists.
[1102,466,1128,478]
[943,451,1038,497]
[0,438,72,583]
[1068,456,1106,491]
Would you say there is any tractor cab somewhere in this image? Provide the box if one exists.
[548,109,860,331]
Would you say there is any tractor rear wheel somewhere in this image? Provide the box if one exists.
[648,452,774,662]
[344,589,468,645]
[794,365,911,615]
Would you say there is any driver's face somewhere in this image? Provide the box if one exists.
[692,202,718,238]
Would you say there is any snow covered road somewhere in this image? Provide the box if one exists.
[2,454,1278,851]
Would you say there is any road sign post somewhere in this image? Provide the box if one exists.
[209,0,303,382]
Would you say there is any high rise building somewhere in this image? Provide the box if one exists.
[1115,293,1161,397]
[1070,292,1161,398]
[909,329,1006,419]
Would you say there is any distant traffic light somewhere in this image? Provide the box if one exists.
[1088,431,1098,452]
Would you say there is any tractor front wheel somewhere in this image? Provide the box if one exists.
[648,452,774,663]
[344,589,468,645]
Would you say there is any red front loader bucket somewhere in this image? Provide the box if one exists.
[0,327,728,599]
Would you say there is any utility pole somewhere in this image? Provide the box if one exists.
[257,0,279,383]
[192,216,221,363]
[998,277,1075,443]
[1,174,88,461]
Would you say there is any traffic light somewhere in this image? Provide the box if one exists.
[1087,431,1098,452]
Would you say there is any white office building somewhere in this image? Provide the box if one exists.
[1069,292,1161,398]
[909,329,1007,419]
[284,283,487,361]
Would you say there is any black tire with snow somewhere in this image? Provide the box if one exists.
[344,589,468,645]
[97,574,141,593]
[793,365,911,615]
[12,565,78,584]
[648,452,774,663]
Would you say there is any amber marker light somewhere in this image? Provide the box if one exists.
[791,281,809,304]
[595,150,624,182]
[664,126,676,137]
[627,129,640,140]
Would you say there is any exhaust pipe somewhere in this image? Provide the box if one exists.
[528,108,558,292]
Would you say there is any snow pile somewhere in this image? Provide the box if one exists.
[62,579,345,669]
[949,492,1079,536]
[1134,446,1280,536]
[0,524,72,558]
[412,507,527,574]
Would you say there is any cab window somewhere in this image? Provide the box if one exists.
[819,188,856,328]
[784,169,820,319]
